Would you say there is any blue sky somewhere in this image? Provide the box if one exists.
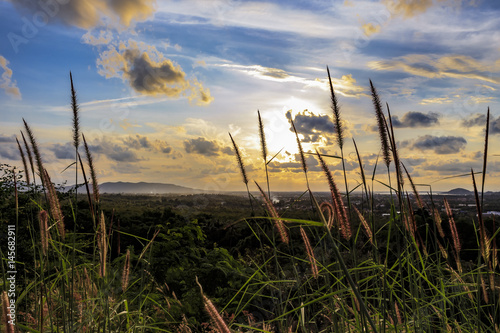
[1,0,499,192]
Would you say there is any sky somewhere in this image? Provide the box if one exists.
[0,0,499,193]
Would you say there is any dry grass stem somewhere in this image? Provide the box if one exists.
[481,107,489,206]
[472,170,490,262]
[300,226,319,278]
[402,163,422,209]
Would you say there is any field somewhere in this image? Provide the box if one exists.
[1,74,500,333]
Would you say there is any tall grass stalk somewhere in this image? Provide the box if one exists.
[69,71,81,330]
[20,131,35,185]
[229,132,254,215]
[15,137,30,186]
[257,110,271,198]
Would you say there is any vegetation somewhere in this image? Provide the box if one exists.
[1,70,499,332]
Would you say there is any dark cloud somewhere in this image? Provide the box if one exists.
[50,142,74,160]
[97,43,213,105]
[0,135,15,143]
[392,111,439,128]
[462,113,486,127]
[123,49,186,96]
[423,160,486,176]
[286,110,337,143]
[183,137,230,157]
[403,135,467,154]
[123,134,175,155]
[0,144,19,160]
[123,134,152,149]
[462,113,500,134]
[89,139,141,162]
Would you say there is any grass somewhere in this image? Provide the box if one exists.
[1,70,499,332]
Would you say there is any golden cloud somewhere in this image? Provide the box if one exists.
[9,0,155,29]
[362,23,381,37]
[368,54,500,84]
[0,55,21,99]
[97,41,213,105]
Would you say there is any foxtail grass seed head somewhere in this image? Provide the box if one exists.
[39,210,50,256]
[255,181,289,244]
[444,198,461,253]
[23,118,45,186]
[16,137,30,185]
[386,103,404,188]
[257,110,267,162]
[1,291,14,333]
[196,277,231,333]
[480,273,489,304]
[353,206,373,245]
[122,249,131,292]
[320,201,335,230]
[70,71,80,150]
[20,130,35,178]
[290,119,307,174]
[316,150,351,239]
[82,134,99,203]
[98,211,107,277]
[327,66,344,150]
[369,80,391,168]
[432,207,445,239]
[229,133,248,185]
[43,169,65,239]
[300,227,319,278]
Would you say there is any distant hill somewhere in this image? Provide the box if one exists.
[443,188,472,195]
[78,182,203,194]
